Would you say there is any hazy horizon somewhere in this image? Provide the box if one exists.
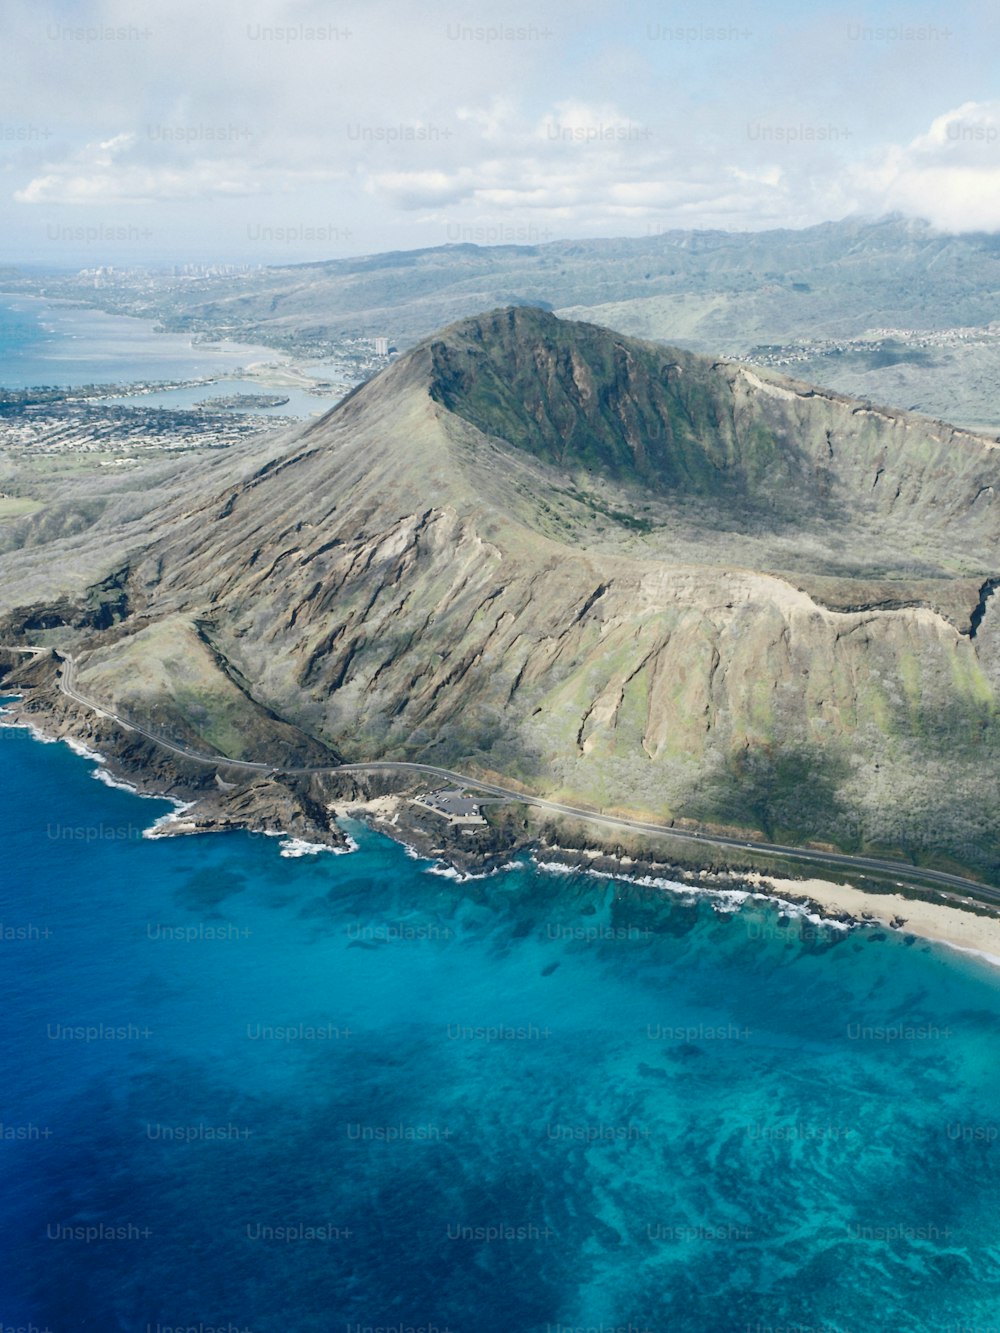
[3,0,999,266]
[0,210,958,277]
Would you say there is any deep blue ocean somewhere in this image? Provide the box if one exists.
[2,717,1000,1332]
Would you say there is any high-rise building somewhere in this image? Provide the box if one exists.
[374,337,390,356]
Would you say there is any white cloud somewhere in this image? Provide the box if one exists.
[15,133,264,204]
[13,126,348,204]
[364,169,473,209]
[854,101,1000,232]
[5,0,1000,260]
[16,163,260,204]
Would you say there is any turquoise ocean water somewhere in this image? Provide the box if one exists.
[2,716,1000,1332]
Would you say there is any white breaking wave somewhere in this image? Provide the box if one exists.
[143,802,198,838]
[531,854,852,933]
[424,858,520,882]
[260,831,359,857]
[93,768,140,794]
[930,940,1000,971]
[279,836,359,858]
[64,736,106,763]
[3,719,58,744]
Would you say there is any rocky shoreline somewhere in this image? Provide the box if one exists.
[0,649,759,886]
[0,651,351,850]
[5,647,1000,962]
[0,649,551,871]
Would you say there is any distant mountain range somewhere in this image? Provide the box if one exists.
[25,214,1000,430]
[3,307,999,880]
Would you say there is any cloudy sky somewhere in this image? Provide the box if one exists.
[2,0,999,266]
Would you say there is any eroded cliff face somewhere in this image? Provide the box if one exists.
[148,495,993,867]
[426,309,1000,568]
[3,309,999,877]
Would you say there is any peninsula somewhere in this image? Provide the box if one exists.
[2,307,999,939]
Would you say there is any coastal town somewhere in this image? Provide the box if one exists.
[2,263,402,366]
[0,340,394,460]
[735,322,1000,371]
[0,392,298,456]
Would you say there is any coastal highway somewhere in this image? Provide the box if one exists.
[57,653,274,773]
[1,648,273,774]
[327,760,1000,904]
[3,646,997,904]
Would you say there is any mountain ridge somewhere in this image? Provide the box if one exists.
[3,307,999,879]
[24,214,1000,430]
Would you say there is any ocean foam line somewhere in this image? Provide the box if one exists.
[64,736,106,764]
[531,854,852,933]
[590,865,752,908]
[2,709,197,832]
[614,865,852,931]
[2,717,58,744]
[63,736,174,807]
[143,802,198,837]
[63,735,172,803]
[424,863,465,880]
[533,855,705,900]
[95,768,136,793]
[260,830,360,857]
[929,939,1000,971]
[424,858,521,882]
[280,834,359,858]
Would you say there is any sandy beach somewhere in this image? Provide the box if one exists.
[243,361,341,392]
[14,675,1000,970]
[757,873,1000,966]
[330,792,1000,967]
